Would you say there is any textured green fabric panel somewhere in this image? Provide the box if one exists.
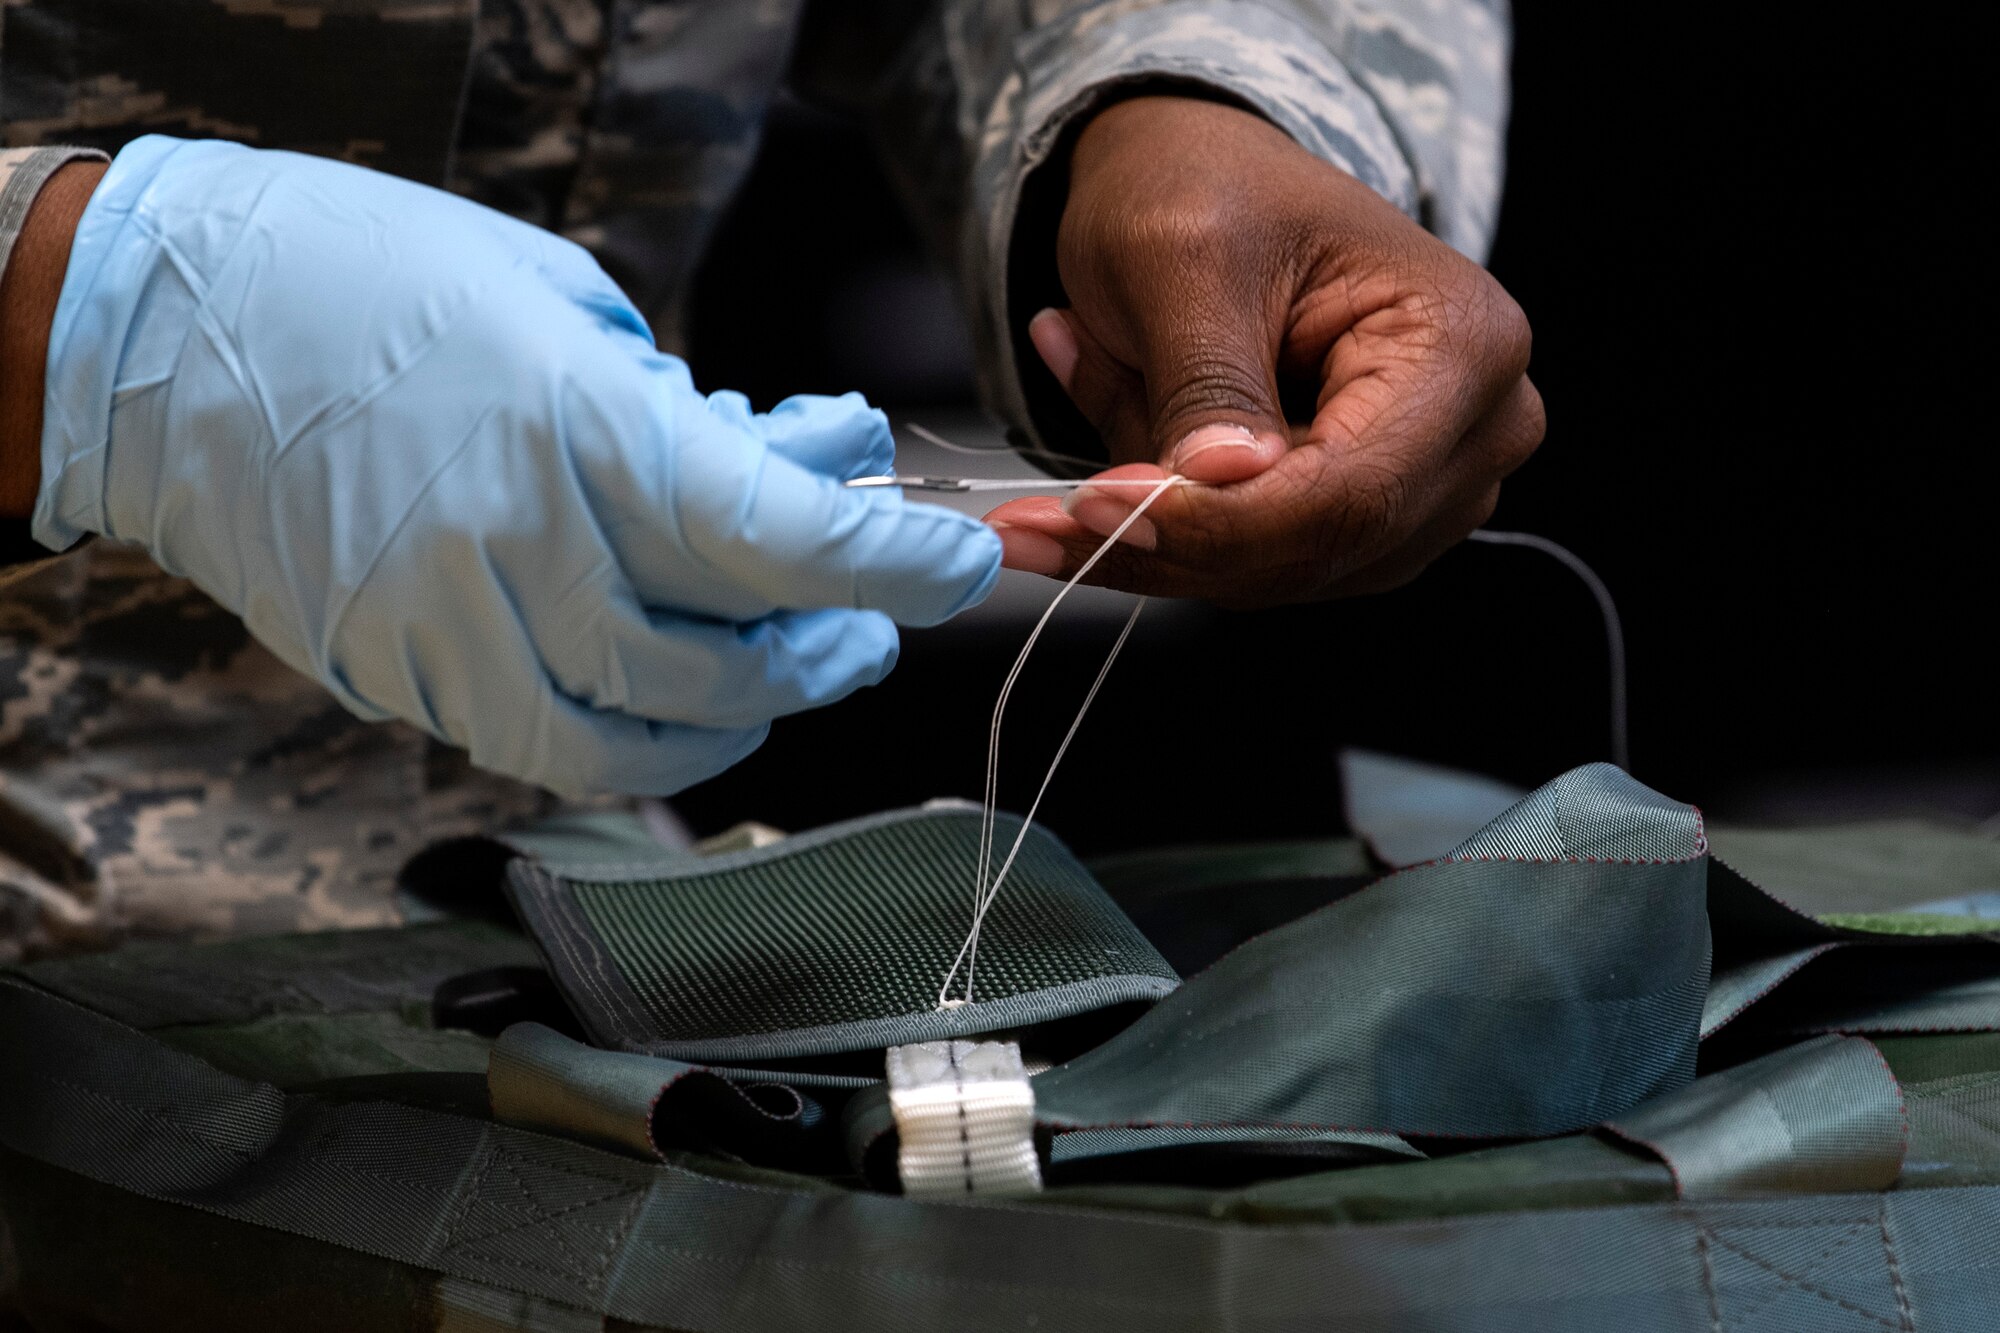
[1876,1031,2000,1083]
[829,766,1713,1180]
[154,1010,495,1088]
[508,806,1177,1061]
[19,973,2000,1332]
[1699,859,2000,1039]
[1031,767,1711,1140]
[1032,859,1708,1138]
[15,921,534,1030]
[1819,911,1996,936]
[1602,1035,1906,1199]
[1338,750,2000,917]
[1708,820,2000,917]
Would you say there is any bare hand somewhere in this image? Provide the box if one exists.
[986,97,1545,605]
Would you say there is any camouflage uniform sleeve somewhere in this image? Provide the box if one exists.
[795,0,1507,450]
[1,146,109,588]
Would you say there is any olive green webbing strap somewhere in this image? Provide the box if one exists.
[9,976,1999,1330]
[506,806,1178,1063]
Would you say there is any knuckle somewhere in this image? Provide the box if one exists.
[1463,277,1533,379]
[1505,382,1549,469]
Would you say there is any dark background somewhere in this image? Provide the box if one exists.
[673,8,1999,851]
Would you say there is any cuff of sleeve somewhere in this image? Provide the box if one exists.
[0,147,111,290]
[0,147,109,577]
[968,0,1419,458]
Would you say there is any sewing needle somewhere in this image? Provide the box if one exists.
[844,476,1178,493]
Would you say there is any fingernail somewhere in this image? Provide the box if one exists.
[990,522,1067,576]
[1171,423,1263,470]
[1062,488,1158,550]
[1028,308,1080,388]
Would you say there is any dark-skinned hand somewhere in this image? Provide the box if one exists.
[985,96,1545,605]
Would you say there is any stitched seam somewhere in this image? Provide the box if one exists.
[1720,1223,1875,1330]
[1880,1199,1915,1333]
[448,1158,640,1281]
[1856,1037,1912,1175]
[1706,1228,1903,1331]
[950,1042,973,1194]
[437,1140,499,1260]
[1695,1224,1723,1333]
[26,1069,264,1161]
[525,876,649,1043]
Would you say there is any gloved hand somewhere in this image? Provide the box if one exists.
[32,136,1000,796]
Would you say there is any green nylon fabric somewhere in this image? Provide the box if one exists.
[1601,1035,1906,1199]
[155,1010,496,1086]
[17,766,2000,1328]
[507,806,1178,1061]
[15,975,2000,1331]
[15,920,534,1030]
[1333,750,2000,1042]
[830,765,1715,1174]
[488,1021,868,1170]
[481,763,2000,1182]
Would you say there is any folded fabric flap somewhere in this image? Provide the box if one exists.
[1032,859,1710,1140]
[1703,944,1842,1039]
[489,1022,865,1173]
[1044,1126,1422,1188]
[841,766,1714,1182]
[505,805,1178,1062]
[1445,762,1706,863]
[1048,1126,1422,1166]
[1699,836,2000,1039]
[1878,1034,2000,1190]
[1601,1034,1907,1200]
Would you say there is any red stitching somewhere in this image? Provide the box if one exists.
[1603,1125,1685,1198]
[1855,1037,1912,1173]
[1700,944,1841,1039]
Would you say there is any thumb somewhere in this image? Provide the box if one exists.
[1136,301,1291,484]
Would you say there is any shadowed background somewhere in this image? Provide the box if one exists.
[672,6,1999,851]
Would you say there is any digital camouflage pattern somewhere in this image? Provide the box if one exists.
[0,542,561,963]
[0,0,1509,958]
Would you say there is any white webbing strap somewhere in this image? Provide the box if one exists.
[885,1039,1043,1197]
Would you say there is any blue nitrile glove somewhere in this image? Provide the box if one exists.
[33,137,1000,796]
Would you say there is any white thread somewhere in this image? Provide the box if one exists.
[1466,529,1630,772]
[936,474,1182,1009]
